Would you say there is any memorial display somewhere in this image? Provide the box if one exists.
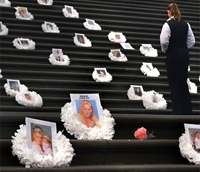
[41,21,60,33]
[62,5,79,18]
[15,7,34,20]
[140,44,158,57]
[92,68,112,82]
[108,31,126,43]
[73,33,92,47]
[108,49,128,62]
[140,62,160,77]
[13,38,36,50]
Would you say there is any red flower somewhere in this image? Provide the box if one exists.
[134,127,148,140]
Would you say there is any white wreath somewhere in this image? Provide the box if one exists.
[49,54,70,66]
[61,103,115,140]
[139,44,158,57]
[179,133,200,164]
[15,7,34,20]
[62,6,79,18]
[108,31,126,43]
[187,79,197,94]
[108,50,128,62]
[73,35,92,47]
[83,20,101,31]
[37,0,53,5]
[92,70,112,82]
[142,90,167,110]
[0,68,3,79]
[41,22,60,33]
[12,125,74,168]
[4,83,28,97]
[127,85,143,101]
[0,0,11,7]
[0,23,8,35]
[13,38,35,50]
[15,91,43,107]
[140,63,160,77]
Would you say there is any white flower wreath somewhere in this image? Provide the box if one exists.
[0,22,8,36]
[108,31,126,43]
[49,53,70,66]
[62,5,79,18]
[13,38,36,50]
[142,90,167,110]
[15,91,43,107]
[140,63,160,77]
[41,21,60,33]
[187,78,197,94]
[179,133,200,164]
[139,44,158,57]
[0,0,11,7]
[4,83,28,97]
[37,0,53,5]
[12,125,74,168]
[83,19,102,31]
[15,7,34,20]
[92,69,112,82]
[108,49,128,62]
[73,34,92,47]
[127,85,144,101]
[61,103,115,140]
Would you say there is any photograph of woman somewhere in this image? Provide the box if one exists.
[160,2,195,115]
[79,100,100,128]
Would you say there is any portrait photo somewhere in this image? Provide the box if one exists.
[70,94,103,128]
[46,22,54,31]
[86,19,95,25]
[132,85,144,97]
[26,118,57,156]
[52,48,63,57]
[66,6,73,14]
[95,68,107,78]
[7,79,21,92]
[17,7,29,18]
[76,34,85,44]
[111,49,121,58]
[120,42,134,50]
[185,124,200,153]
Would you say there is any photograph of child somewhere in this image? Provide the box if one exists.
[185,124,200,153]
[70,94,103,128]
[77,34,85,44]
[7,79,20,92]
[26,118,57,156]
[96,68,107,78]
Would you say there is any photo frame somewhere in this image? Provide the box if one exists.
[108,49,128,62]
[127,85,144,101]
[41,21,60,33]
[120,42,135,50]
[139,44,158,57]
[140,62,160,77]
[26,118,56,156]
[73,33,92,47]
[7,79,21,92]
[108,31,126,43]
[95,68,107,78]
[62,5,79,18]
[15,7,34,20]
[92,68,112,82]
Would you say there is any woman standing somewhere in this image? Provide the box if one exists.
[160,3,195,114]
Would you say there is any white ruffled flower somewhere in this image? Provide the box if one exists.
[37,0,53,5]
[140,62,160,77]
[108,31,126,43]
[12,125,74,168]
[92,70,112,82]
[13,38,35,50]
[73,33,92,47]
[139,44,158,57]
[4,83,28,97]
[108,49,128,62]
[49,54,70,66]
[62,5,79,18]
[15,91,43,107]
[83,19,101,31]
[0,0,11,7]
[41,21,60,33]
[0,22,8,36]
[61,103,115,140]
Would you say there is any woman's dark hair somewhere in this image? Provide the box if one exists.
[167,3,181,21]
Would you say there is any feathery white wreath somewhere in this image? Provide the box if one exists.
[62,6,79,18]
[41,22,60,33]
[13,38,35,50]
[92,70,112,82]
[61,103,115,140]
[140,63,160,77]
[139,44,158,57]
[4,83,28,97]
[108,50,128,62]
[108,31,126,43]
[179,133,200,164]
[49,54,70,66]
[83,19,102,31]
[12,125,74,168]
[73,34,92,47]
[142,90,167,110]
[0,22,8,35]
[15,91,43,107]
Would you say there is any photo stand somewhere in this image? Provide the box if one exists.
[73,33,92,47]
[13,38,36,50]
[139,44,158,57]
[187,78,197,94]
[108,49,128,62]
[142,90,167,110]
[37,0,53,6]
[4,80,28,97]
[0,21,8,36]
[61,102,115,140]
[83,18,102,31]
[108,31,126,43]
[62,5,79,18]
[15,91,43,107]
[92,68,112,82]
[12,124,74,168]
[41,21,60,33]
[127,85,144,101]
[179,124,200,165]
[15,7,34,20]
[140,62,160,77]
[49,49,70,66]
[0,0,11,7]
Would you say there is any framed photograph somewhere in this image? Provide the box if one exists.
[70,93,103,128]
[111,49,121,58]
[120,42,134,50]
[46,22,54,31]
[65,6,73,14]
[52,48,63,57]
[184,124,200,153]
[86,19,95,25]
[115,33,121,40]
[26,117,57,156]
[95,68,107,78]
[132,85,144,97]
[7,79,21,92]
[76,33,85,44]
[18,7,28,17]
